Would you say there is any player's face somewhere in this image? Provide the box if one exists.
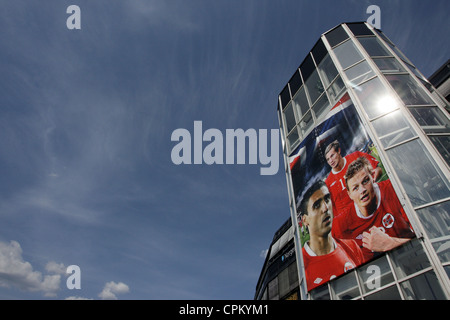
[303,186,333,237]
[325,148,341,169]
[347,168,376,209]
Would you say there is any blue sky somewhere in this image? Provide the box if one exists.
[0,0,448,299]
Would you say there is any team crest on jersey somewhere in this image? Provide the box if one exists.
[344,261,354,273]
[382,213,395,229]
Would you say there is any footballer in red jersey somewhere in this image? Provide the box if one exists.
[299,180,365,291]
[332,157,415,262]
[325,140,382,217]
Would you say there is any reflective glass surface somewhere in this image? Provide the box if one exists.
[333,39,364,70]
[373,57,406,73]
[372,109,416,148]
[330,271,360,300]
[326,25,349,47]
[283,102,296,133]
[292,86,309,118]
[400,271,447,300]
[353,77,397,119]
[429,135,450,166]
[386,139,450,207]
[317,54,339,88]
[357,255,395,295]
[386,74,435,105]
[408,106,450,133]
[416,201,450,240]
[358,37,392,57]
[345,60,375,86]
[304,68,324,104]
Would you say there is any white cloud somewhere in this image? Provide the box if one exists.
[98,281,130,300]
[0,240,63,297]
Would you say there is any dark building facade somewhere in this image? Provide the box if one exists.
[271,22,449,300]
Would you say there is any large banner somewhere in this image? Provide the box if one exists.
[289,93,415,291]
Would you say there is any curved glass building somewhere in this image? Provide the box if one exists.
[276,22,450,300]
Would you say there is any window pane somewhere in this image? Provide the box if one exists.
[330,271,360,300]
[300,54,316,83]
[358,37,392,57]
[365,285,402,300]
[280,85,291,109]
[432,238,450,264]
[373,57,406,73]
[312,93,330,121]
[327,77,345,104]
[305,69,324,104]
[292,86,309,118]
[299,111,313,137]
[386,139,450,207]
[416,201,450,240]
[287,127,300,151]
[389,238,430,280]
[333,40,364,69]
[386,74,435,106]
[310,284,331,300]
[357,255,395,295]
[326,25,349,47]
[311,38,328,66]
[279,268,290,298]
[283,103,296,133]
[429,135,450,166]
[353,77,398,119]
[347,23,373,36]
[372,110,416,148]
[268,277,279,300]
[345,60,375,86]
[289,70,302,97]
[408,106,450,133]
[400,271,447,300]
[317,54,339,88]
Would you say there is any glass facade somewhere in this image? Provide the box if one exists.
[276,22,450,300]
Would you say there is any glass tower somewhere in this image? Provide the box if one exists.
[277,22,450,300]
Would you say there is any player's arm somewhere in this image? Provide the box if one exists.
[362,226,410,252]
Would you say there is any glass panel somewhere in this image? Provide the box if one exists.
[330,271,360,300]
[280,85,291,109]
[357,255,395,295]
[353,77,398,119]
[299,111,313,138]
[386,139,450,207]
[292,86,309,119]
[373,57,406,73]
[432,238,450,265]
[289,70,302,97]
[310,284,331,300]
[312,93,330,121]
[279,268,290,297]
[268,277,279,300]
[327,77,345,104]
[371,110,417,148]
[333,39,364,70]
[317,54,339,88]
[300,54,316,83]
[311,38,328,66]
[304,69,324,105]
[283,103,297,133]
[345,60,376,86]
[386,74,435,106]
[400,271,447,300]
[358,37,392,57]
[287,127,300,152]
[408,106,450,133]
[288,262,298,290]
[429,135,450,166]
[347,22,373,36]
[364,285,402,300]
[389,238,431,280]
[326,25,349,48]
[416,201,450,240]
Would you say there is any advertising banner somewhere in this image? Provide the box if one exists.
[289,93,415,291]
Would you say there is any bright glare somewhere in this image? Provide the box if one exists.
[376,95,400,114]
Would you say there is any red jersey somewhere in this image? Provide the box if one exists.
[332,179,415,262]
[325,151,379,217]
[302,238,365,291]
